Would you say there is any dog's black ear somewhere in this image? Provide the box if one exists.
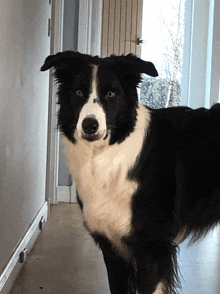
[41,51,88,71]
[40,51,93,83]
[114,53,158,77]
[109,54,158,87]
[130,54,158,77]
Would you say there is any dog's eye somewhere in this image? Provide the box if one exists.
[76,90,83,97]
[107,91,115,98]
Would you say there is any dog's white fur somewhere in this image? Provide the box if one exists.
[64,77,151,256]
[153,283,163,294]
[76,65,107,140]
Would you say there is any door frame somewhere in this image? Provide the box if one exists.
[78,0,102,55]
[46,0,64,206]
[48,0,103,205]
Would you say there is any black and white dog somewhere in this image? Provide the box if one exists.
[41,51,220,294]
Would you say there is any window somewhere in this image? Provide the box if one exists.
[181,0,220,108]
[140,0,185,108]
[140,0,220,109]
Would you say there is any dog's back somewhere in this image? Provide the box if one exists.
[168,104,220,242]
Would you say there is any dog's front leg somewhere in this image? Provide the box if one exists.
[93,234,136,294]
[134,242,179,294]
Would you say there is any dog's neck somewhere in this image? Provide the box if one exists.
[62,103,151,182]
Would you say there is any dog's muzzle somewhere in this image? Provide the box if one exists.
[82,117,99,135]
[81,117,101,141]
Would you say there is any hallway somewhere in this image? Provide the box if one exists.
[10,203,220,294]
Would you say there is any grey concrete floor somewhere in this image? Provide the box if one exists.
[10,203,220,294]
[10,204,110,294]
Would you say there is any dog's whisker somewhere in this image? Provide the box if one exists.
[110,130,118,135]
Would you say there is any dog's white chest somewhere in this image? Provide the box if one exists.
[63,104,150,252]
[80,156,137,241]
[65,139,138,246]
[63,137,140,254]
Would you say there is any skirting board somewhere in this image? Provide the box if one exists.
[57,183,77,203]
[0,202,48,294]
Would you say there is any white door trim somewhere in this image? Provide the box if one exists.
[57,184,77,203]
[46,0,64,205]
[78,0,92,54]
[78,0,102,55]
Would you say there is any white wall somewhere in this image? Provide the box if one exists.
[0,0,51,274]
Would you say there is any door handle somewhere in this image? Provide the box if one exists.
[136,37,145,46]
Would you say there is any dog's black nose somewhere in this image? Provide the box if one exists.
[82,117,99,134]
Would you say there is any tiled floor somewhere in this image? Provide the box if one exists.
[10,203,220,294]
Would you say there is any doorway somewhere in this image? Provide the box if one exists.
[54,0,103,204]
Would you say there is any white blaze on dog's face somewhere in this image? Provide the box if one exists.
[76,65,107,142]
[41,51,158,146]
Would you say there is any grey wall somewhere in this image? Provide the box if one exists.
[58,0,79,186]
[0,0,51,274]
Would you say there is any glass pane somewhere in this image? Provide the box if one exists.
[140,0,186,108]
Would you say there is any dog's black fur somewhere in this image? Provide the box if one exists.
[41,51,220,294]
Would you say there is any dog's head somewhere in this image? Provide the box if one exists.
[41,51,158,145]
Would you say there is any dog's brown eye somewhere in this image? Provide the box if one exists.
[76,90,83,97]
[107,91,115,98]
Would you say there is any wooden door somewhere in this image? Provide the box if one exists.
[101,0,143,57]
